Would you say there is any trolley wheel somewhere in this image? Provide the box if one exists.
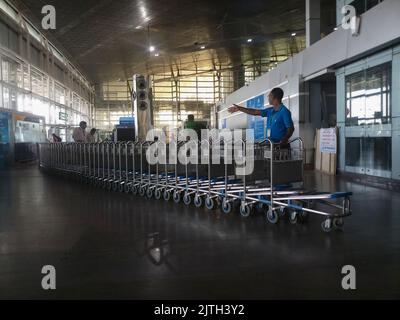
[173,191,181,204]
[321,219,333,232]
[183,193,192,206]
[139,187,146,197]
[266,207,279,224]
[205,197,215,210]
[333,218,344,229]
[288,210,298,224]
[163,190,171,201]
[154,189,162,200]
[132,185,138,195]
[221,200,232,215]
[194,195,203,208]
[124,184,131,194]
[146,188,154,199]
[240,203,251,218]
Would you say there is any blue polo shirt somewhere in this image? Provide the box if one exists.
[260,104,294,143]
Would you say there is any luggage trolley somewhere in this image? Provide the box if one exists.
[37,137,352,233]
[228,137,352,232]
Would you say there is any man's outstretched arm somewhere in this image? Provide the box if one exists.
[227,104,261,116]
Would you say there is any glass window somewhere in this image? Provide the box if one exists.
[31,68,43,96]
[23,64,30,91]
[16,63,23,88]
[54,83,66,105]
[345,62,391,126]
[345,137,392,173]
[10,88,17,110]
[363,137,391,172]
[3,86,10,109]
[49,104,57,125]
[17,92,24,112]
[23,93,32,114]
[1,58,18,86]
[42,75,49,98]
[345,138,362,168]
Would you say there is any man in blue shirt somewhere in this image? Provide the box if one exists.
[228,87,294,147]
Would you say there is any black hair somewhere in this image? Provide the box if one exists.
[79,121,87,126]
[90,128,97,135]
[188,114,195,121]
[270,88,284,102]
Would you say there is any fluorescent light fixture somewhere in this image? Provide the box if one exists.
[291,32,296,37]
[247,38,253,43]
[154,53,159,57]
[200,45,206,49]
[135,25,142,29]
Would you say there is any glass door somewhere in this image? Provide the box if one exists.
[344,62,392,178]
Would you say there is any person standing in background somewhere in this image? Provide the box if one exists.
[72,121,87,142]
[86,128,97,143]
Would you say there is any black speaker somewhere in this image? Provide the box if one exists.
[138,101,148,111]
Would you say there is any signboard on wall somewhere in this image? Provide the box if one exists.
[320,128,337,154]
[247,94,266,141]
[59,112,68,121]
[248,115,265,141]
[246,94,265,109]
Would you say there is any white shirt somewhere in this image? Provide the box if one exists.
[72,127,86,142]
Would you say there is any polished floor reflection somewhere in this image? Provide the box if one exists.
[0,166,399,299]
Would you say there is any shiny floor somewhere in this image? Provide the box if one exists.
[0,166,399,299]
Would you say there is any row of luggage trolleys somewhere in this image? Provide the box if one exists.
[38,138,352,232]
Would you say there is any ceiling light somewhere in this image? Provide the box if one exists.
[247,38,253,43]
[154,53,159,57]
[135,25,142,29]
[291,32,297,37]
[149,46,155,52]
[200,45,206,50]
[334,27,338,31]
